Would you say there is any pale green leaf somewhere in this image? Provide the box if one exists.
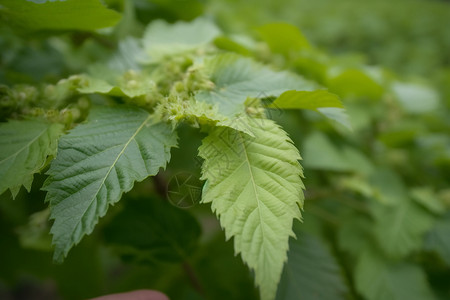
[355,250,437,300]
[0,120,64,198]
[0,0,121,31]
[156,97,255,136]
[302,131,373,174]
[108,38,147,72]
[196,54,316,117]
[143,18,221,60]
[316,107,352,130]
[43,106,177,262]
[77,69,156,98]
[276,223,349,300]
[199,118,304,300]
[392,82,440,114]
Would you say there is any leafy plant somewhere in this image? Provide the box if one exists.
[0,1,449,300]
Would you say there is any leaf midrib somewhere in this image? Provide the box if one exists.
[238,131,269,260]
[75,115,153,234]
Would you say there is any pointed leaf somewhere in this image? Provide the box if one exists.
[276,223,349,300]
[196,54,316,117]
[0,120,63,198]
[199,118,304,300]
[43,106,177,262]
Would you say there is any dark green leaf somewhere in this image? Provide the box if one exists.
[44,106,177,262]
[104,196,201,263]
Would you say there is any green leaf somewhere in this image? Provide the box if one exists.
[302,131,373,174]
[337,213,374,258]
[104,196,201,263]
[269,90,343,110]
[194,233,259,300]
[196,54,316,117]
[372,198,434,258]
[410,187,446,215]
[0,0,121,31]
[43,106,177,262]
[0,120,64,198]
[368,172,436,259]
[276,223,349,300]
[268,90,351,129]
[16,208,52,251]
[199,118,304,300]
[213,36,252,56]
[258,23,311,56]
[77,71,156,98]
[424,213,450,265]
[355,250,437,300]
[108,38,147,72]
[391,82,440,114]
[157,97,256,136]
[142,18,221,60]
[369,170,435,258]
[316,107,352,130]
[326,69,384,100]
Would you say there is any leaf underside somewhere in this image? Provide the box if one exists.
[43,106,177,262]
[196,53,316,117]
[199,118,304,300]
